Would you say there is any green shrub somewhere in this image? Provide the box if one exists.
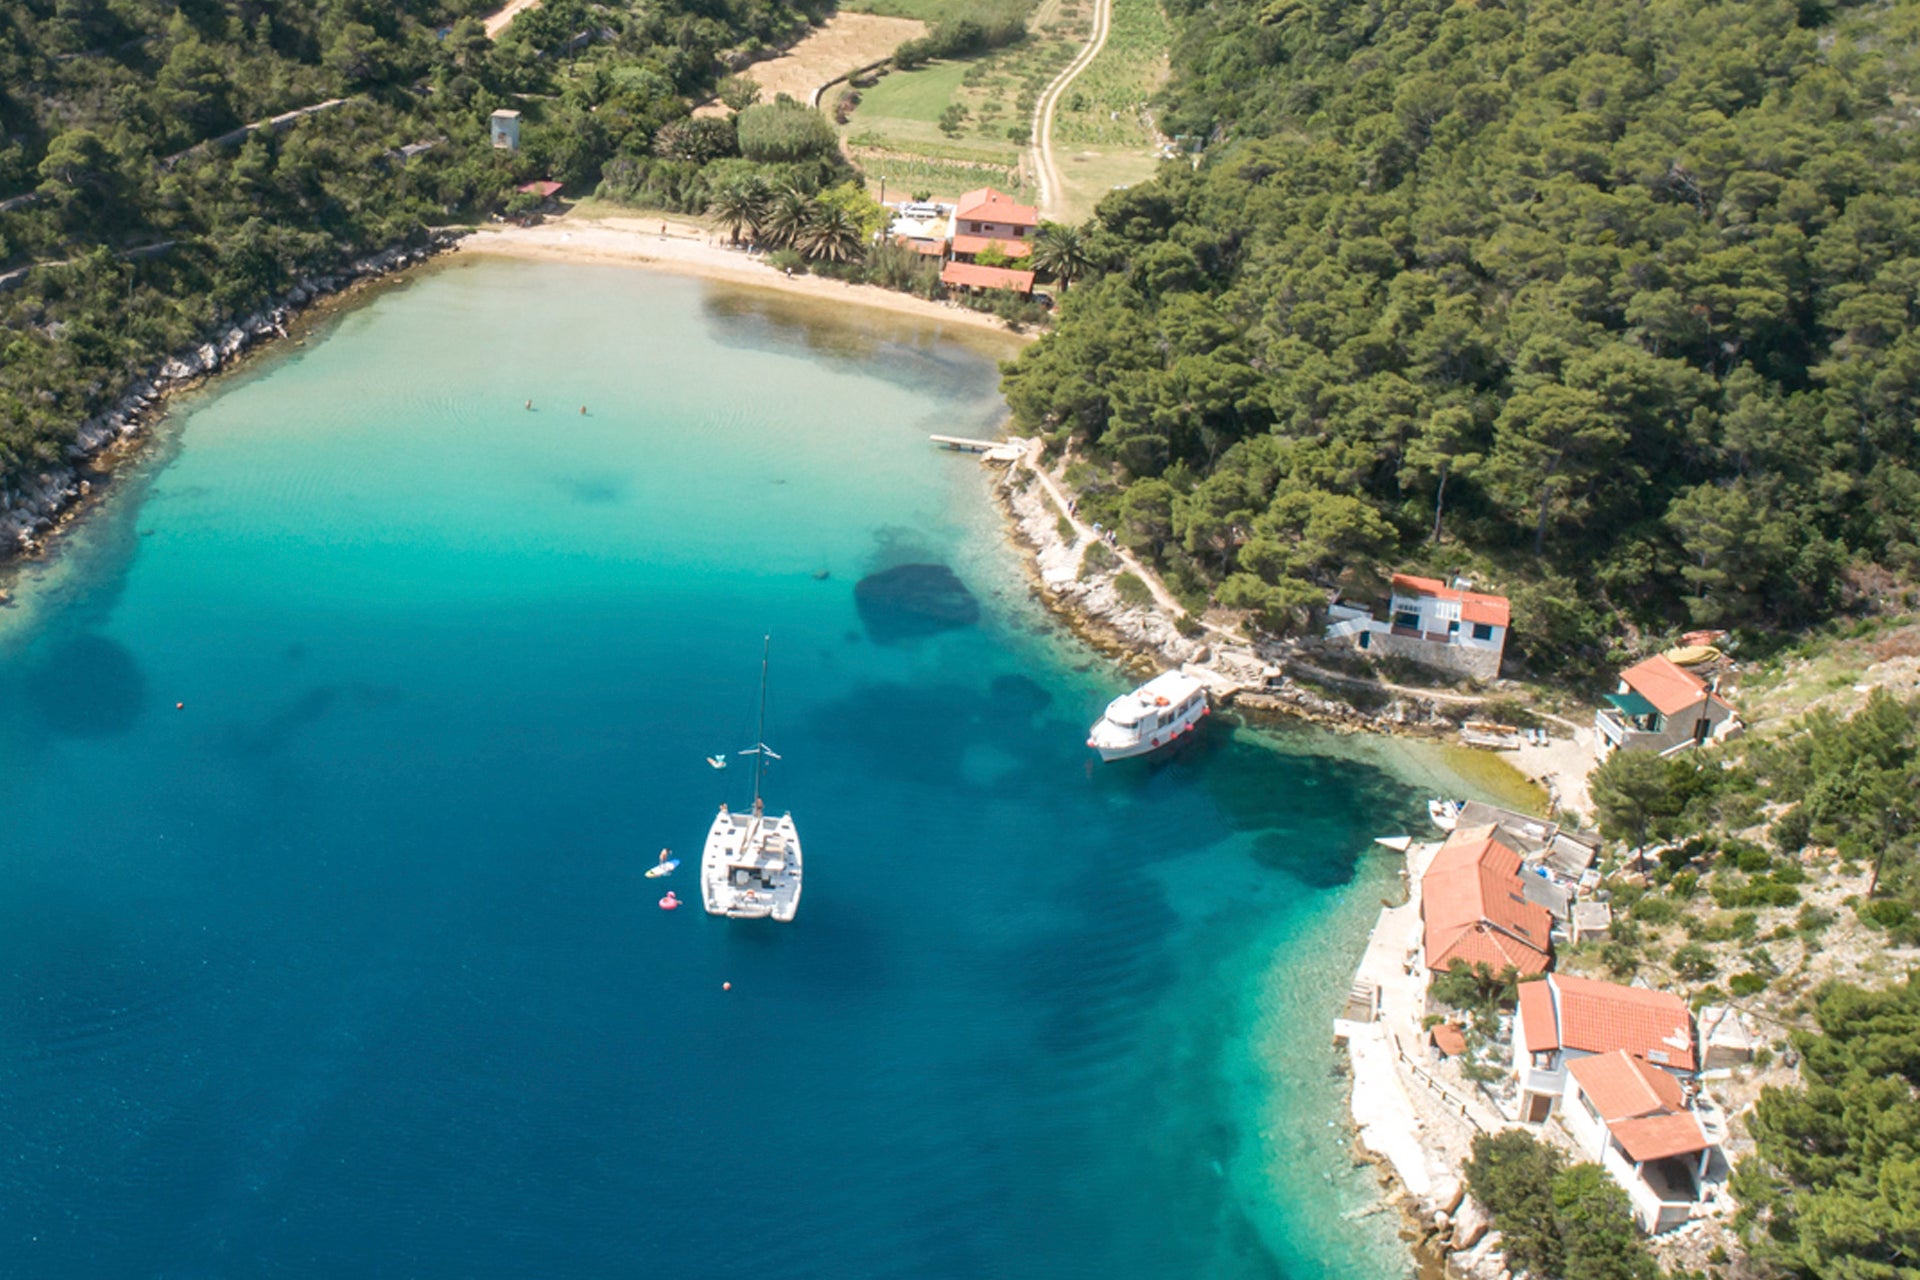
[1633,896,1679,925]
[1113,572,1152,607]
[1729,972,1769,997]
[1673,943,1717,981]
[735,101,838,163]
[1080,541,1116,578]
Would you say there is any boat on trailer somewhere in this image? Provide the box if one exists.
[1086,670,1210,762]
[701,637,804,922]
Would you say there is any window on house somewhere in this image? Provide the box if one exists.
[1578,1089,1599,1122]
[1394,611,1421,630]
[1472,623,1494,641]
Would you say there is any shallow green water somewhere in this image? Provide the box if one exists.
[0,259,1458,1278]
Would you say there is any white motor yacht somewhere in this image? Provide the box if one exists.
[1086,670,1209,762]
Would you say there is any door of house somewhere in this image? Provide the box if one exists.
[1693,716,1711,744]
[1525,1093,1553,1123]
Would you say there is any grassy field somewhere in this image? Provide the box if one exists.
[1049,0,1170,219]
[839,0,1026,26]
[838,0,1084,200]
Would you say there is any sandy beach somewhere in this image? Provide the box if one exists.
[459,212,1037,341]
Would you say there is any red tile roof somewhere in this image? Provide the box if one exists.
[1431,1023,1469,1057]
[951,233,1032,259]
[940,261,1035,293]
[1421,826,1553,975]
[1620,654,1732,716]
[895,236,947,256]
[1536,974,1697,1071]
[1390,573,1511,628]
[516,180,563,197]
[956,186,1039,226]
[1517,978,1558,1052]
[1568,1051,1709,1161]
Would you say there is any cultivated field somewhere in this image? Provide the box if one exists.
[747,12,929,105]
[1047,0,1170,219]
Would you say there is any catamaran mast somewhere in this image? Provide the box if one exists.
[751,634,770,817]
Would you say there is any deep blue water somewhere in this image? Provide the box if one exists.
[0,261,1426,1278]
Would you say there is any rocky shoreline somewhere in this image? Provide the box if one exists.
[991,451,1511,1280]
[0,231,464,576]
[993,456,1468,738]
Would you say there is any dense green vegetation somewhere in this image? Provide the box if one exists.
[1734,974,1920,1279]
[1003,0,1920,674]
[1466,1130,1660,1280]
[0,0,827,501]
[1586,689,1920,955]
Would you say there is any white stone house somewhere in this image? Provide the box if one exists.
[490,109,521,150]
[1325,574,1508,681]
[1511,974,1696,1123]
[1564,1050,1724,1233]
[1594,654,1741,759]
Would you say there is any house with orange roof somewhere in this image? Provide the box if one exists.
[1563,1050,1725,1232]
[1420,825,1553,978]
[1510,973,1696,1123]
[1594,654,1740,759]
[1324,573,1509,680]
[953,187,1039,244]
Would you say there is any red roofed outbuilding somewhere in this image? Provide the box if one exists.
[1563,1050,1720,1232]
[1420,825,1552,978]
[941,261,1035,295]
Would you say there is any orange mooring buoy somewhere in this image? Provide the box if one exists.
[723,982,732,992]
[175,701,184,710]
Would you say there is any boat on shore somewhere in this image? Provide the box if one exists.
[701,636,804,922]
[1428,798,1462,832]
[1086,670,1209,762]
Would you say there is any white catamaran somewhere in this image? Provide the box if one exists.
[701,637,804,922]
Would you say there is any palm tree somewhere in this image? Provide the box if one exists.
[797,204,866,264]
[1029,222,1093,292]
[761,188,817,250]
[707,179,769,246]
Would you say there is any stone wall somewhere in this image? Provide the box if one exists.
[1358,629,1502,682]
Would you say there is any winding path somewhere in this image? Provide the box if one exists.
[483,0,545,38]
[1028,0,1113,220]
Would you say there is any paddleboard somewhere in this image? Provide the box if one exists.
[645,859,681,879]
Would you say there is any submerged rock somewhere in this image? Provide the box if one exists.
[854,562,980,644]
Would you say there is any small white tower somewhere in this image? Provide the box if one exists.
[490,109,521,150]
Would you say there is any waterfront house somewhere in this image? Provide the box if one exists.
[1563,1050,1724,1233]
[515,179,564,211]
[1324,574,1509,681]
[1511,974,1696,1123]
[1420,825,1553,977]
[940,260,1036,296]
[1594,655,1740,759]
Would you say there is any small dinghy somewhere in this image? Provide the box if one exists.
[1428,799,1463,832]
[658,891,681,911]
[1373,834,1414,852]
[707,754,728,770]
[645,848,680,879]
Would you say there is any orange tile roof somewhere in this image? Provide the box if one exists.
[1568,1051,1709,1160]
[1421,826,1553,975]
[1620,654,1723,717]
[1390,573,1511,628]
[951,233,1032,258]
[1518,978,1558,1052]
[1610,1112,1712,1162]
[956,186,1039,226]
[1546,974,1697,1070]
[895,236,947,256]
[940,261,1035,292]
[1431,1023,1469,1057]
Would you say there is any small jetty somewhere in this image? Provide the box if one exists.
[930,434,1023,463]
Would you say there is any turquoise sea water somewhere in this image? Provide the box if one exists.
[0,260,1440,1278]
